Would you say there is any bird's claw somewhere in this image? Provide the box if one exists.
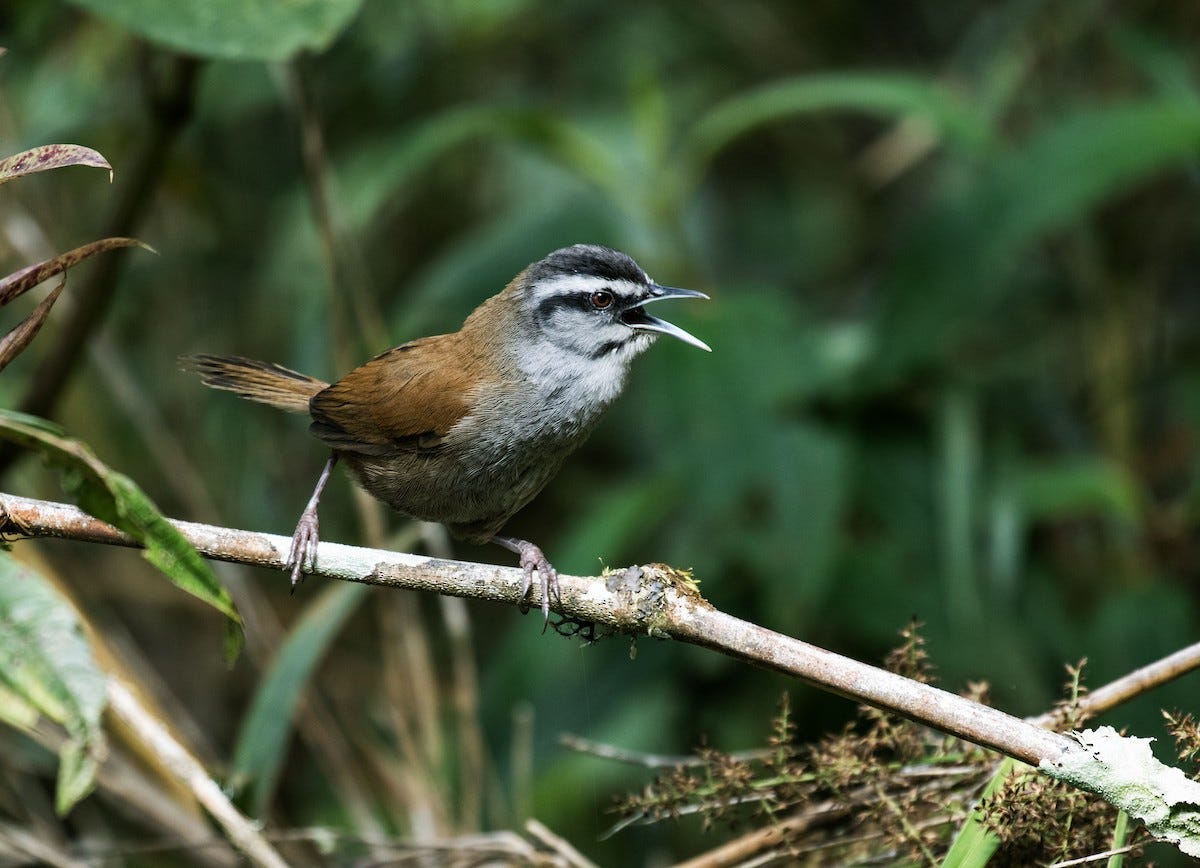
[511,541,560,630]
[492,535,561,629]
[286,507,320,592]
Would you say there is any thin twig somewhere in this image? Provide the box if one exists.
[7,716,240,866]
[559,733,773,768]
[871,781,937,865]
[1047,844,1140,867]
[379,592,452,836]
[0,821,88,868]
[105,679,289,868]
[512,702,535,825]
[524,819,600,868]
[423,522,487,832]
[673,804,847,868]
[72,825,565,865]
[280,59,387,367]
[1029,640,1200,728]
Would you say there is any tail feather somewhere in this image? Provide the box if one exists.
[189,354,327,413]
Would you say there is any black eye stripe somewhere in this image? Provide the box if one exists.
[536,294,588,320]
[536,289,623,320]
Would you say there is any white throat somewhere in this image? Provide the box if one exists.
[516,333,646,423]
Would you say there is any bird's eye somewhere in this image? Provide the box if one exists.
[590,290,614,310]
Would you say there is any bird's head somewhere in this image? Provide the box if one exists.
[514,244,710,364]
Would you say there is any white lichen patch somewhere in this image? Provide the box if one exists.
[1040,725,1200,857]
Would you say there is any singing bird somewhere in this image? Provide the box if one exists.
[193,244,709,622]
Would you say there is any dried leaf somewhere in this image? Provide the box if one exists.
[0,238,150,307]
[0,279,65,372]
[0,144,111,185]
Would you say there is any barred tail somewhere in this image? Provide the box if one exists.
[189,354,327,413]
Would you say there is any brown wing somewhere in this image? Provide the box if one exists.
[308,336,475,455]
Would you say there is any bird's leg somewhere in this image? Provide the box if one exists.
[492,535,560,628]
[287,453,338,592]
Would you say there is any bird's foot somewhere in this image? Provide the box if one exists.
[286,454,338,593]
[493,536,560,629]
[286,507,320,592]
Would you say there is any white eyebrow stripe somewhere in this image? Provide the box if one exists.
[526,274,643,304]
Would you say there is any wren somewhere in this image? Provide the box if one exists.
[193,244,709,623]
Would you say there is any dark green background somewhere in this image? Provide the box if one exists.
[2,0,1199,863]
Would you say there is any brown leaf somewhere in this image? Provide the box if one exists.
[0,280,65,372]
[0,238,152,307]
[0,144,112,185]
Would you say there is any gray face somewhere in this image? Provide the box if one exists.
[521,245,710,363]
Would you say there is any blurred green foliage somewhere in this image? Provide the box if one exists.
[2,0,1200,862]
[0,552,106,815]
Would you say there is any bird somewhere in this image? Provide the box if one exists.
[191,244,710,624]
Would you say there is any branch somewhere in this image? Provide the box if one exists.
[105,679,288,868]
[0,493,1076,765]
[1030,642,1200,728]
[5,492,1200,855]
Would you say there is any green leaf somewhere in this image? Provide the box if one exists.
[64,0,365,61]
[336,105,625,231]
[0,410,243,657]
[55,738,101,815]
[940,756,1017,867]
[0,552,108,814]
[1013,458,1140,523]
[231,581,369,814]
[1108,809,1130,868]
[681,72,988,191]
[0,682,40,731]
[873,98,1200,380]
[0,144,111,184]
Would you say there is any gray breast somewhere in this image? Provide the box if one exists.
[342,378,611,543]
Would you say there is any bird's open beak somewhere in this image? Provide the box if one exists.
[621,284,711,352]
